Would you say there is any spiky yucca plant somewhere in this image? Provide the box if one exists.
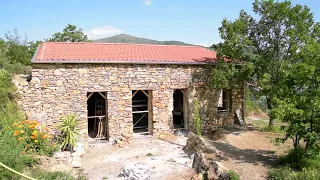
[59,113,80,151]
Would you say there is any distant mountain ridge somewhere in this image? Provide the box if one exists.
[93,34,196,46]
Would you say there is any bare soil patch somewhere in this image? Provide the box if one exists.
[204,125,291,180]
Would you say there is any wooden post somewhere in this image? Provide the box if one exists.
[148,90,153,135]
[183,89,188,130]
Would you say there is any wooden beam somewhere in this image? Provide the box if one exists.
[141,90,149,98]
[132,90,139,98]
[87,92,94,100]
[180,89,185,95]
[98,92,106,100]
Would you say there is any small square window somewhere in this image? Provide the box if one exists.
[217,89,231,112]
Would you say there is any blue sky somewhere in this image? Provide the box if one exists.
[0,0,319,46]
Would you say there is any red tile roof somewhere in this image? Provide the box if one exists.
[33,42,218,64]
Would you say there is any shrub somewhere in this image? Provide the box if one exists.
[0,128,35,179]
[59,113,80,151]
[280,147,306,169]
[228,170,240,180]
[0,70,15,109]
[268,168,320,180]
[7,119,57,156]
[291,168,320,180]
[268,167,292,180]
[193,99,202,136]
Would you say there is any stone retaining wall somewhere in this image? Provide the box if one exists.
[14,63,244,141]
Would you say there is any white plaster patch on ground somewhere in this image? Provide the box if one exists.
[81,138,195,180]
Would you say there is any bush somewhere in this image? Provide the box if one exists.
[291,168,320,180]
[0,70,15,110]
[268,167,292,180]
[268,168,320,180]
[7,120,57,156]
[0,129,35,179]
[280,147,307,169]
[228,170,240,180]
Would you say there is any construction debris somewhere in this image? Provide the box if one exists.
[119,163,150,180]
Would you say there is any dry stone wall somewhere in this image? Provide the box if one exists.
[14,63,244,141]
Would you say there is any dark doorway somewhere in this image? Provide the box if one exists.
[87,92,107,139]
[132,90,149,134]
[173,89,184,129]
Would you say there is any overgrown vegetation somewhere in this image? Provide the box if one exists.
[193,99,202,136]
[213,0,320,177]
[0,25,86,179]
[269,147,320,179]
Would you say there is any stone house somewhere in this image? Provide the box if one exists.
[16,42,245,142]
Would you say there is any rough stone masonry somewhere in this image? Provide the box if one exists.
[14,63,245,141]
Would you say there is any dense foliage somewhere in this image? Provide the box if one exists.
[0,29,40,74]
[213,0,320,127]
[48,24,89,42]
[272,41,320,155]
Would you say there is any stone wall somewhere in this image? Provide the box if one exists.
[14,63,245,140]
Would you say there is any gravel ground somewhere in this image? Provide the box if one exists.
[81,138,195,180]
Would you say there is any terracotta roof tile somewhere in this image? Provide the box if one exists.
[33,42,218,64]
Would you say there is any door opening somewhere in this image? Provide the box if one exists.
[132,90,150,134]
[87,92,107,140]
[173,89,186,129]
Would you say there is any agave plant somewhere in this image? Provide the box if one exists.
[59,113,80,151]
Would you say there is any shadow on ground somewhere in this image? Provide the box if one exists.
[212,141,279,167]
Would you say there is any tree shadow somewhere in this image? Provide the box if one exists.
[212,141,280,167]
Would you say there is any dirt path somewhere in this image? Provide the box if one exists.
[211,127,291,180]
[81,138,195,180]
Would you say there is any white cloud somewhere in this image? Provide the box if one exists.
[84,26,122,40]
[144,0,152,6]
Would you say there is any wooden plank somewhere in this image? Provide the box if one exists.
[87,92,94,100]
[183,90,188,130]
[98,92,106,99]
[132,90,138,98]
[148,90,153,134]
[181,89,185,95]
[141,90,149,98]
[236,109,245,125]
[132,110,148,114]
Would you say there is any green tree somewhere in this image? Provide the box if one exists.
[48,24,89,42]
[0,29,40,73]
[272,41,320,155]
[213,0,320,126]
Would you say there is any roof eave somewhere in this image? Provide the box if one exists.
[31,59,217,65]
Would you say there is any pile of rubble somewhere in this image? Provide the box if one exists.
[53,142,85,168]
[119,163,150,180]
[114,132,134,147]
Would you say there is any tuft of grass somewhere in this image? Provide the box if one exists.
[222,170,240,180]
[30,168,74,180]
[146,153,154,157]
